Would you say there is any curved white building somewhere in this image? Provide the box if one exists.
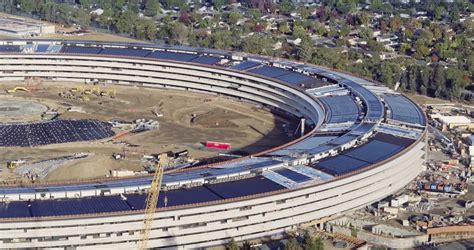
[0,40,426,249]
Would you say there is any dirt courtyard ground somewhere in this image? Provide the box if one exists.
[0,81,298,184]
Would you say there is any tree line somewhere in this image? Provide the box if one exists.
[1,0,472,102]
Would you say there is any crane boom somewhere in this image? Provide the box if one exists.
[138,154,167,250]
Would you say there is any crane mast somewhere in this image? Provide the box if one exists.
[138,154,167,250]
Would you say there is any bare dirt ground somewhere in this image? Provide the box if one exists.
[406,94,451,105]
[0,81,297,184]
[37,31,150,43]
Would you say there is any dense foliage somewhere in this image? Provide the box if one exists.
[1,0,472,102]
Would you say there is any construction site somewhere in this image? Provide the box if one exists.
[0,79,297,184]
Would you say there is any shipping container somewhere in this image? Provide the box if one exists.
[437,184,444,191]
[444,184,453,193]
[205,141,231,150]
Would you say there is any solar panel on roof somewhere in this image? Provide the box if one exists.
[320,96,360,123]
[372,133,415,147]
[190,56,220,65]
[343,139,403,163]
[328,134,358,146]
[36,44,49,53]
[30,196,131,217]
[340,80,383,121]
[0,201,30,218]
[61,46,103,54]
[313,155,369,175]
[275,72,315,85]
[248,66,291,78]
[146,51,198,61]
[0,45,20,52]
[126,186,222,210]
[229,61,261,71]
[384,95,425,125]
[99,48,151,57]
[273,168,311,182]
[204,176,285,199]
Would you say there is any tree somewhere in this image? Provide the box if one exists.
[212,31,232,50]
[116,10,136,34]
[434,6,444,20]
[285,237,302,250]
[313,237,324,250]
[242,34,273,55]
[226,238,238,250]
[399,43,411,55]
[249,8,262,20]
[339,24,351,38]
[358,27,374,41]
[145,0,160,16]
[450,5,460,22]
[99,8,114,31]
[414,39,430,59]
[298,35,313,62]
[97,0,113,9]
[213,0,229,9]
[79,0,91,9]
[19,0,35,13]
[73,9,91,27]
[280,0,295,15]
[389,16,402,33]
[300,7,312,20]
[293,24,307,40]
[228,12,242,26]
[169,22,189,45]
[279,21,291,34]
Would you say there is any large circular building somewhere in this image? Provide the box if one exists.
[0,40,426,249]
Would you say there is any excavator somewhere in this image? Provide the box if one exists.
[6,87,30,94]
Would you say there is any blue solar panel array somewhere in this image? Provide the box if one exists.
[247,66,319,86]
[146,51,198,61]
[373,132,415,147]
[313,155,369,176]
[0,176,286,218]
[99,48,151,57]
[274,168,311,182]
[320,96,360,123]
[0,45,20,52]
[190,55,221,65]
[0,201,30,218]
[275,72,315,85]
[343,140,403,164]
[126,186,222,210]
[229,61,261,71]
[30,196,130,217]
[204,177,285,199]
[61,46,103,54]
[248,66,291,78]
[35,44,49,53]
[340,80,383,121]
[384,95,425,125]
[0,120,114,147]
[313,135,410,175]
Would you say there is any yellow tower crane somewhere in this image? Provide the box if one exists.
[138,153,168,250]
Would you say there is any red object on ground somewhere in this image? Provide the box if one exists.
[205,141,231,150]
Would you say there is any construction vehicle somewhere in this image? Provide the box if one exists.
[138,153,167,250]
[108,88,116,98]
[7,160,25,169]
[6,87,30,94]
